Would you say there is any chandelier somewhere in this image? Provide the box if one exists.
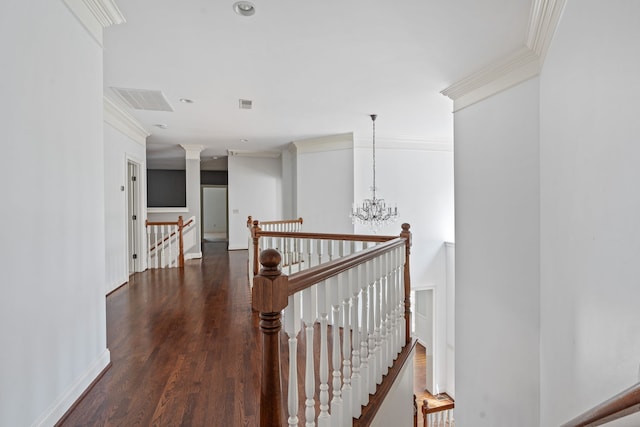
[350,114,399,231]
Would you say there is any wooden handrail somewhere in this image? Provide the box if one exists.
[422,400,455,427]
[146,217,194,252]
[253,229,397,243]
[286,238,406,296]
[561,381,640,427]
[145,216,194,268]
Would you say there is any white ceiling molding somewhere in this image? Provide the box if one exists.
[227,150,282,159]
[354,136,453,152]
[180,144,205,160]
[103,95,149,146]
[62,0,125,46]
[292,132,354,154]
[526,0,567,61]
[441,0,567,112]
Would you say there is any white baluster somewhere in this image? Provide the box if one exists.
[367,259,377,393]
[450,409,455,426]
[284,294,301,427]
[297,238,304,271]
[168,224,174,267]
[385,251,394,367]
[146,225,152,269]
[358,262,369,406]
[374,255,384,384]
[316,239,324,267]
[340,272,352,425]
[350,266,361,418]
[329,275,343,427]
[317,280,331,427]
[153,225,159,268]
[303,287,317,427]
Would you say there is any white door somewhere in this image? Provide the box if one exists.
[127,161,140,274]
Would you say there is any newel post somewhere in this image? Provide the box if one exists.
[400,223,412,345]
[178,215,185,268]
[252,249,288,427]
[252,220,262,277]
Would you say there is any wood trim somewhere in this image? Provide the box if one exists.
[145,218,194,252]
[353,340,417,426]
[287,238,406,296]
[255,230,397,243]
[560,382,640,427]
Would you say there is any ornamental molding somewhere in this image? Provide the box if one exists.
[103,95,149,145]
[63,0,125,46]
[354,136,453,152]
[441,0,566,111]
[227,150,282,159]
[292,132,354,154]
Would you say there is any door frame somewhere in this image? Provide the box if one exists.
[200,184,229,246]
[126,157,144,274]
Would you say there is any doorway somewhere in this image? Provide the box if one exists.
[201,185,228,244]
[127,160,141,274]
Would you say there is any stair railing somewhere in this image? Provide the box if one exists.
[253,223,412,427]
[247,216,304,284]
[145,215,195,269]
[422,400,455,427]
[560,381,640,427]
[248,217,402,285]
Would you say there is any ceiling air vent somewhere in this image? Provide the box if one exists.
[110,87,174,112]
[239,99,253,109]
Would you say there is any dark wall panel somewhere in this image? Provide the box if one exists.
[147,169,186,207]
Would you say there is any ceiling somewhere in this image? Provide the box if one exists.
[103,0,533,169]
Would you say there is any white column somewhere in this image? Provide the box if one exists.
[180,144,204,258]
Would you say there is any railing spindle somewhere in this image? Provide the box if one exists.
[340,272,352,425]
[329,275,343,427]
[285,293,301,427]
[317,280,331,427]
[302,286,316,427]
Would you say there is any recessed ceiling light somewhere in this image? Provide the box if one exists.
[241,139,249,143]
[179,98,194,104]
[154,124,168,129]
[233,1,255,16]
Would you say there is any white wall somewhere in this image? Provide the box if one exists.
[454,77,540,426]
[296,135,354,234]
[104,123,146,293]
[202,187,227,232]
[228,155,283,249]
[539,1,640,425]
[0,1,110,425]
[354,141,455,286]
[369,347,415,427]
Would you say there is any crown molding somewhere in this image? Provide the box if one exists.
[227,150,282,159]
[293,132,354,154]
[526,0,567,61]
[354,136,453,152]
[103,95,149,145]
[441,47,540,112]
[62,0,125,46]
[441,0,567,112]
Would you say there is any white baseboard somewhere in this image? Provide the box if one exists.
[185,252,202,260]
[227,245,248,251]
[32,349,111,427]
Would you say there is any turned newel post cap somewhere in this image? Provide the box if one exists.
[252,249,287,313]
[401,223,410,232]
[259,249,282,277]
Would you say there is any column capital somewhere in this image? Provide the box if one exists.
[180,144,205,160]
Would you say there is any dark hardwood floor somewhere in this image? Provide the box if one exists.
[58,242,448,426]
[58,242,260,427]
